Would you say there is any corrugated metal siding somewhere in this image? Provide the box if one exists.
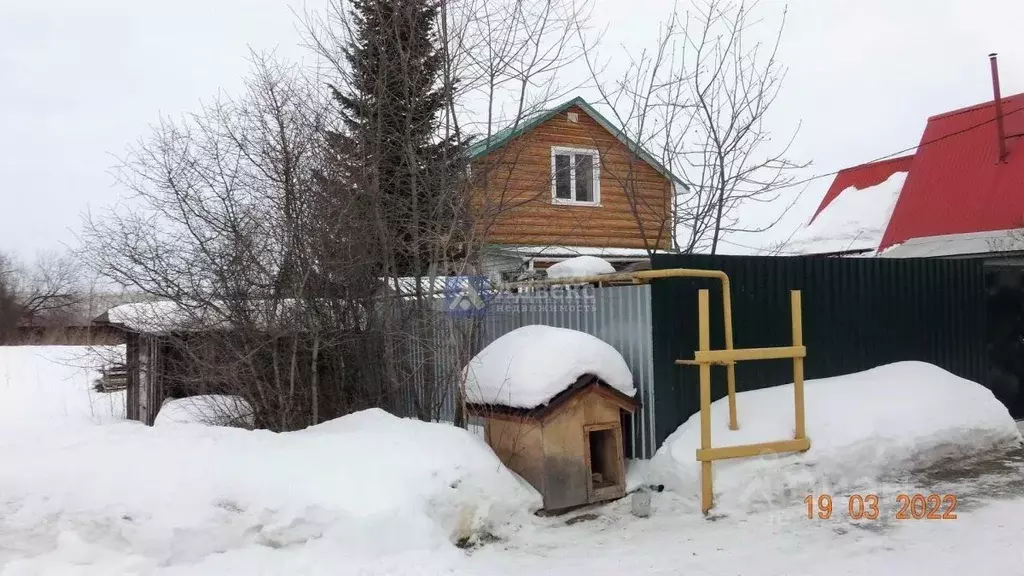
[401,314,472,422]
[474,285,657,458]
[650,254,986,447]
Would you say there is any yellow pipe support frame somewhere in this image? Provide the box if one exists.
[693,346,806,364]
[791,290,807,440]
[689,287,812,516]
[722,282,738,430]
[696,438,811,462]
[508,267,739,431]
[697,289,714,514]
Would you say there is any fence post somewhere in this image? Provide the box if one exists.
[698,289,714,514]
[722,279,738,431]
[791,290,806,440]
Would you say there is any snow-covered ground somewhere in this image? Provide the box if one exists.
[0,345,126,436]
[1,409,538,574]
[4,347,1024,575]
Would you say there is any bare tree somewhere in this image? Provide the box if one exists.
[81,54,393,430]
[0,251,84,338]
[579,0,807,255]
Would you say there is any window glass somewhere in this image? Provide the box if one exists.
[554,154,572,199]
[575,154,593,202]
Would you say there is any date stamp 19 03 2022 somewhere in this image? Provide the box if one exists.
[805,493,958,520]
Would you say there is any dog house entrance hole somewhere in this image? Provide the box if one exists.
[588,428,620,490]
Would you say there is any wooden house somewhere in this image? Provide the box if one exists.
[468,374,638,512]
[467,97,683,280]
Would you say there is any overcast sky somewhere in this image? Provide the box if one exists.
[2,0,1023,259]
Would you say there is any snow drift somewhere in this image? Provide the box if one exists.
[464,325,634,408]
[0,345,125,436]
[545,256,615,279]
[0,408,540,571]
[647,362,1021,512]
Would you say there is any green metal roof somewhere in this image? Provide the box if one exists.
[467,96,685,187]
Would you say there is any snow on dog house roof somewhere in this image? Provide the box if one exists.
[464,325,636,413]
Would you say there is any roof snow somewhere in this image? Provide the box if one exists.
[101,298,364,334]
[464,325,635,409]
[545,256,615,280]
[783,172,908,255]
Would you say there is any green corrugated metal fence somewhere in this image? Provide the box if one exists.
[650,254,986,447]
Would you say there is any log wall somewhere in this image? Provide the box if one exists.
[471,105,672,250]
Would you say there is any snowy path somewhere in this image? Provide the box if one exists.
[460,490,1024,576]
[456,447,1024,576]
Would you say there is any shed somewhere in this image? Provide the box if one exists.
[468,373,638,511]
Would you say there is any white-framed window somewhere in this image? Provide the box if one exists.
[551,146,600,206]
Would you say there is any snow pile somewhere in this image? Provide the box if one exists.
[545,256,616,280]
[784,172,907,255]
[647,362,1021,512]
[0,345,126,435]
[465,325,634,408]
[0,408,540,571]
[154,395,255,427]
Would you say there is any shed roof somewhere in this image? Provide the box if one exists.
[878,93,1024,250]
[467,96,685,187]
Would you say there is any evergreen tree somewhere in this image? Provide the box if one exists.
[328,0,466,278]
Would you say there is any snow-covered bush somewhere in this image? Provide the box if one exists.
[154,394,256,427]
[647,362,1022,512]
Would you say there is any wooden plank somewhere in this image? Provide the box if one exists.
[698,290,713,514]
[696,438,811,462]
[541,402,589,510]
[486,214,668,228]
[792,290,807,440]
[693,345,807,364]
[484,233,666,250]
[486,417,546,495]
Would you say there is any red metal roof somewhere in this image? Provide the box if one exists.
[878,93,1024,250]
[810,155,915,222]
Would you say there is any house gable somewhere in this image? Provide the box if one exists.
[469,98,675,251]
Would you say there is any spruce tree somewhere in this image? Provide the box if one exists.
[328,0,465,278]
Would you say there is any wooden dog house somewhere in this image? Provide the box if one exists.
[468,374,638,511]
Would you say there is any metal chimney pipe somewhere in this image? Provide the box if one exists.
[989,53,1008,163]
